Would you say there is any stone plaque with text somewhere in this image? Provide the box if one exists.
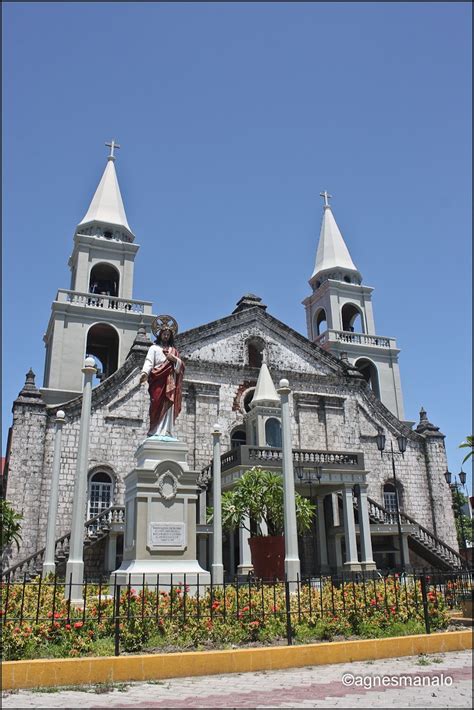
[148,522,186,550]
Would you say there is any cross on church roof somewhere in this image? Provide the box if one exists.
[105,139,121,159]
[320,190,332,208]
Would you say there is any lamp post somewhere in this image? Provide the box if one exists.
[376,432,407,573]
[445,469,468,564]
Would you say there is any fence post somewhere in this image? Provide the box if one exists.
[114,584,121,656]
[420,575,431,634]
[285,578,293,646]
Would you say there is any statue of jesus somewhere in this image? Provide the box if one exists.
[139,315,185,440]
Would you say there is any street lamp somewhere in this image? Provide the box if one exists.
[376,432,407,573]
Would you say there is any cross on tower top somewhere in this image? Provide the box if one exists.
[105,139,121,160]
[320,190,332,208]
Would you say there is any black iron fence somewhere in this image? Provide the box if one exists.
[1,570,472,659]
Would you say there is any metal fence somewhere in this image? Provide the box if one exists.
[1,569,472,657]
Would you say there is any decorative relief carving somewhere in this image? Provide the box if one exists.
[157,471,178,500]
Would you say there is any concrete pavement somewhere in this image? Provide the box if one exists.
[2,650,472,708]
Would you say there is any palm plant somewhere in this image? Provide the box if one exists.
[218,467,315,537]
[460,436,473,465]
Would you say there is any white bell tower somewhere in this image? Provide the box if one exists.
[42,141,155,405]
[302,192,405,420]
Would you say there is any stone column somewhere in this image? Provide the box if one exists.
[237,515,253,575]
[341,485,361,572]
[316,496,330,573]
[65,357,96,602]
[355,484,376,571]
[43,410,66,576]
[278,379,301,583]
[211,425,224,585]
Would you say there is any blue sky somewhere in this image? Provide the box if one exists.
[2,3,472,485]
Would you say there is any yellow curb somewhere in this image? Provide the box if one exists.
[2,630,473,690]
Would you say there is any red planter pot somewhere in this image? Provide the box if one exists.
[248,535,285,580]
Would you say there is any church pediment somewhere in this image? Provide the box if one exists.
[176,306,345,378]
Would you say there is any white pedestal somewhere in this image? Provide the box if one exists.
[110,438,210,593]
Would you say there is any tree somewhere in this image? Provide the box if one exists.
[451,487,473,548]
[1,498,23,554]
[459,435,473,465]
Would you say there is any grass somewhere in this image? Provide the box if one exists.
[31,682,130,694]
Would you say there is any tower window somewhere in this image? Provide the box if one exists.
[341,303,364,333]
[355,358,380,399]
[104,231,113,239]
[89,262,120,298]
[246,337,265,368]
[344,276,351,283]
[314,308,327,336]
[86,323,119,382]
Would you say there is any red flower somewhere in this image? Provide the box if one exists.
[211,601,220,610]
[271,605,278,612]
[65,624,71,630]
[74,621,83,629]
[242,606,249,612]
[54,612,61,619]
[370,599,377,606]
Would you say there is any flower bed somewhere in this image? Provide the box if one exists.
[0,576,455,661]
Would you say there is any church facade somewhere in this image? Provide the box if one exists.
[3,147,461,579]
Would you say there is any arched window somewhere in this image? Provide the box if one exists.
[314,308,327,336]
[383,482,403,513]
[89,263,120,298]
[355,358,380,399]
[231,427,247,449]
[247,338,265,368]
[265,418,282,448]
[86,323,119,383]
[341,303,364,333]
[88,471,114,519]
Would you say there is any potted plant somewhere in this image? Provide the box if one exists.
[219,467,316,579]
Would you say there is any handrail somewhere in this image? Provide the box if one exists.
[2,505,125,580]
[357,495,463,568]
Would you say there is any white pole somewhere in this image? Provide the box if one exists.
[43,410,66,577]
[211,424,224,585]
[277,378,301,584]
[65,357,96,602]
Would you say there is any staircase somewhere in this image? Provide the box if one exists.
[2,506,125,581]
[355,496,463,570]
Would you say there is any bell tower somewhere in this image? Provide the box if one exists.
[42,141,155,405]
[302,192,405,420]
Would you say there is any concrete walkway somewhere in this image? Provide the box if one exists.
[2,650,472,708]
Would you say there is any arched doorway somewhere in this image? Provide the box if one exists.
[231,427,247,449]
[86,323,119,382]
